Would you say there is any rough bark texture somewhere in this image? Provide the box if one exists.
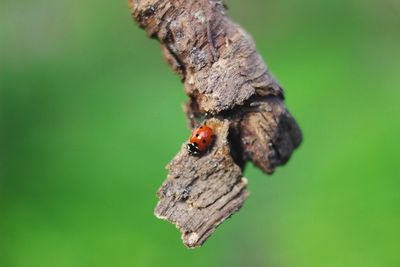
[155,119,248,248]
[130,0,302,248]
[130,0,282,115]
[237,96,302,174]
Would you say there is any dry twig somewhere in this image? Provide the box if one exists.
[130,0,302,248]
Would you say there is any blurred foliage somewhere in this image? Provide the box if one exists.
[1,0,400,266]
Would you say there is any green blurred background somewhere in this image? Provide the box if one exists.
[1,0,399,266]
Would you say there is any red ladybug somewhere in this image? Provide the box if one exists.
[187,125,214,156]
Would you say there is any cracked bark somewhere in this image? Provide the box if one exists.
[130,0,302,248]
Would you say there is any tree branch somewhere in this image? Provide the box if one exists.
[130,0,302,248]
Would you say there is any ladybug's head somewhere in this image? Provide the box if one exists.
[187,143,201,156]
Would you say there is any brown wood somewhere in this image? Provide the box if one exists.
[130,0,302,248]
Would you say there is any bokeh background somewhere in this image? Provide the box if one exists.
[1,0,399,266]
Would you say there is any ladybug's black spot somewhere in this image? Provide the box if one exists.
[193,142,199,147]
[199,126,203,129]
[202,139,206,143]
[195,134,199,137]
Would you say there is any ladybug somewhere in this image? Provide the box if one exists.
[187,125,214,156]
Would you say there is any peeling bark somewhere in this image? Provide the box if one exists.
[130,0,282,115]
[130,0,302,248]
[155,119,248,247]
[238,97,302,174]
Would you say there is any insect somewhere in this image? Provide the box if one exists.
[187,125,214,156]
